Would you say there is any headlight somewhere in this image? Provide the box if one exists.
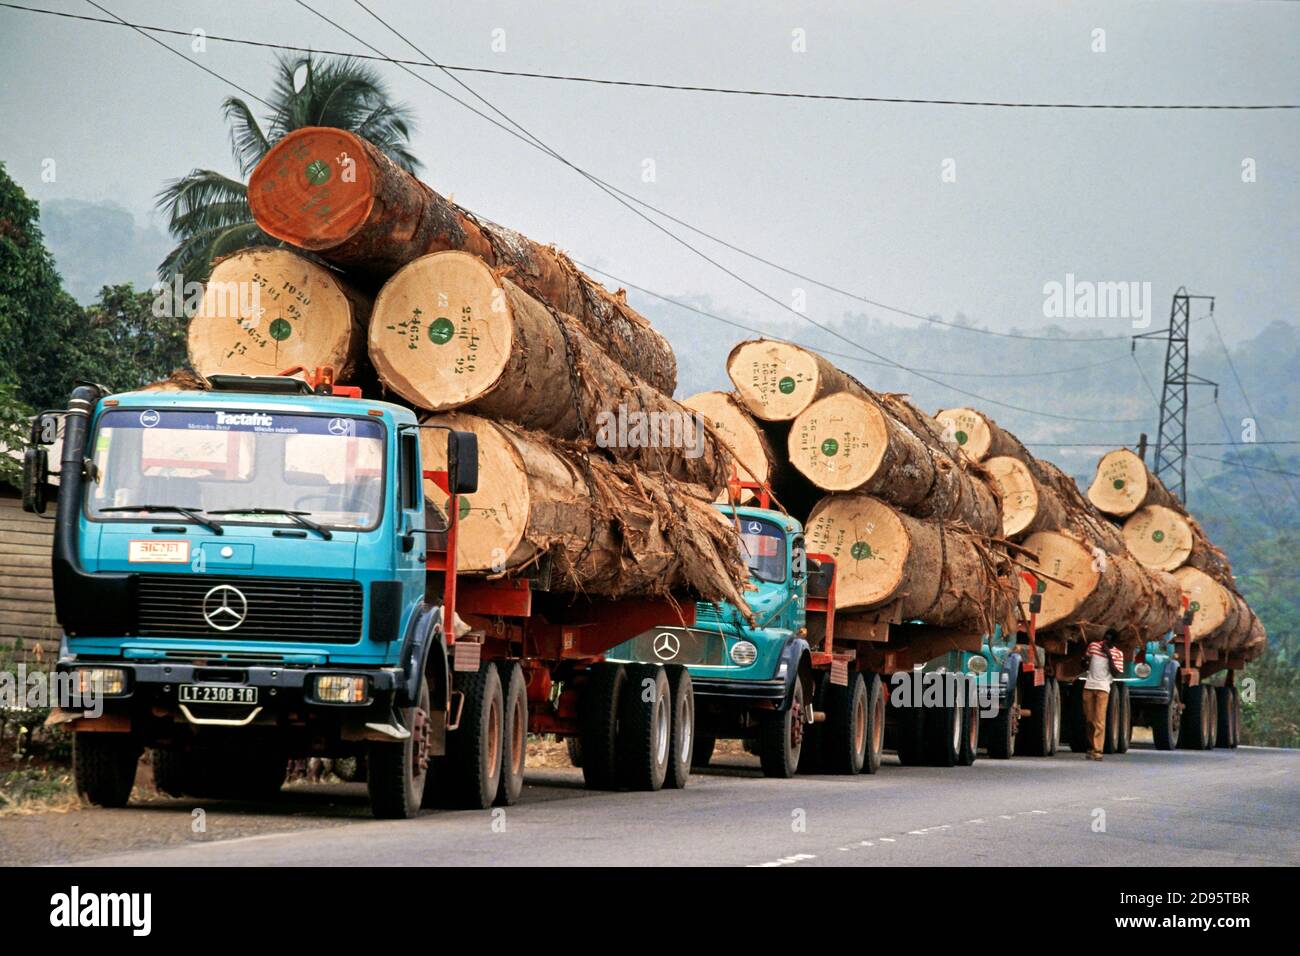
[730,641,758,666]
[77,667,127,697]
[312,674,369,704]
[967,655,989,674]
[1134,662,1152,679]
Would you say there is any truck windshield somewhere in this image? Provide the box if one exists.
[86,408,385,531]
[736,517,786,583]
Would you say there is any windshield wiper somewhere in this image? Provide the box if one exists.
[100,504,224,535]
[208,508,333,540]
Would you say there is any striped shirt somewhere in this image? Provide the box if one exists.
[1084,641,1124,692]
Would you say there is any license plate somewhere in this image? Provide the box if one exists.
[179,684,258,705]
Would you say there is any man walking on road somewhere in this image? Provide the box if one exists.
[1082,630,1124,761]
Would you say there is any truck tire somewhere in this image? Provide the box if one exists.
[447,662,505,808]
[797,672,828,774]
[1178,683,1207,750]
[958,702,980,766]
[863,673,886,774]
[894,701,927,767]
[1153,677,1180,751]
[691,735,716,769]
[1203,683,1218,750]
[824,672,868,774]
[1103,686,1120,754]
[565,736,583,768]
[617,663,671,791]
[495,661,527,807]
[1216,686,1239,749]
[579,662,625,789]
[1116,684,1131,754]
[986,681,1018,759]
[924,683,963,768]
[663,665,694,789]
[1046,677,1061,756]
[759,675,805,779]
[368,675,433,819]
[1017,677,1052,757]
[73,733,140,808]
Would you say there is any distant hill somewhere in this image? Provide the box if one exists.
[39,199,169,304]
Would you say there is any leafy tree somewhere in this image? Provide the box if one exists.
[157,53,420,283]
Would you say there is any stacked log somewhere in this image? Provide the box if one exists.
[679,391,774,502]
[367,251,729,491]
[188,246,370,381]
[1086,448,1179,517]
[421,412,748,606]
[247,127,676,393]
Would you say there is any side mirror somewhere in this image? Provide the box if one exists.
[30,412,60,446]
[447,429,478,495]
[1028,593,1043,614]
[22,447,49,514]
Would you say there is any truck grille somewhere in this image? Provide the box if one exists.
[136,574,364,643]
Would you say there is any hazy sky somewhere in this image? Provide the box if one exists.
[2,0,1297,347]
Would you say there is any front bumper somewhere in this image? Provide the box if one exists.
[1126,683,1172,705]
[691,676,788,702]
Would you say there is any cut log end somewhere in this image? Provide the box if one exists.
[1017,531,1099,629]
[369,251,515,412]
[187,247,366,380]
[1087,448,1155,517]
[246,128,376,249]
[1122,505,1195,571]
[726,339,828,421]
[934,407,993,461]
[804,495,910,609]
[1172,566,1230,641]
[985,456,1039,538]
[787,392,888,492]
[682,391,770,501]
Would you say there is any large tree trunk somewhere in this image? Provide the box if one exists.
[934,407,1030,462]
[188,247,369,381]
[726,338,857,421]
[1086,448,1180,517]
[804,494,1016,635]
[248,128,676,392]
[984,455,1069,539]
[1017,530,1182,642]
[370,251,728,491]
[680,391,773,502]
[419,411,747,606]
[787,389,1000,534]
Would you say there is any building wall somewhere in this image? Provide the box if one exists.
[0,489,58,661]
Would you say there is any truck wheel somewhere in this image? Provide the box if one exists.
[1153,678,1180,750]
[663,665,694,789]
[578,662,625,790]
[74,733,140,807]
[1217,686,1240,749]
[1046,677,1061,756]
[957,701,980,766]
[495,662,527,807]
[447,662,505,809]
[894,701,927,767]
[1103,686,1120,754]
[1017,678,1052,757]
[863,673,885,774]
[1178,683,1207,750]
[986,682,1018,759]
[150,748,191,798]
[924,687,962,768]
[824,672,868,774]
[759,676,805,779]
[797,672,828,774]
[617,663,671,791]
[565,736,583,768]
[691,735,716,769]
[1116,684,1131,754]
[368,675,433,819]
[1203,683,1218,750]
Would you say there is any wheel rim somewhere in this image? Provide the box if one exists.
[853,692,867,754]
[413,703,431,774]
[951,707,962,754]
[871,691,885,755]
[1051,685,1061,748]
[654,694,670,766]
[678,695,693,764]
[509,695,526,775]
[487,697,502,776]
[789,686,804,751]
[968,705,980,752]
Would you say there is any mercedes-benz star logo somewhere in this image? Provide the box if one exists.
[652,632,681,661]
[328,418,351,436]
[202,584,248,631]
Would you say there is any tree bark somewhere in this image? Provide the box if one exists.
[933,407,1031,462]
[419,411,748,606]
[804,494,1016,635]
[984,455,1069,539]
[370,251,728,491]
[680,391,773,502]
[248,128,676,392]
[188,246,369,382]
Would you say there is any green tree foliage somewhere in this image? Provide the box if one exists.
[157,53,420,284]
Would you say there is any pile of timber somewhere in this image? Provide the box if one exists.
[1085,448,1263,661]
[179,128,748,605]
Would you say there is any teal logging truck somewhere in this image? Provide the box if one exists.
[608,491,1015,776]
[24,373,702,818]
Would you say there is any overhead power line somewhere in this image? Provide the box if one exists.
[1190,454,1300,480]
[4,3,1297,110]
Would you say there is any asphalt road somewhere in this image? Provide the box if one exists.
[16,742,1293,867]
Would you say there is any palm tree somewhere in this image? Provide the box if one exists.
[156,53,420,282]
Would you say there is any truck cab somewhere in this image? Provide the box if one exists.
[607,503,820,777]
